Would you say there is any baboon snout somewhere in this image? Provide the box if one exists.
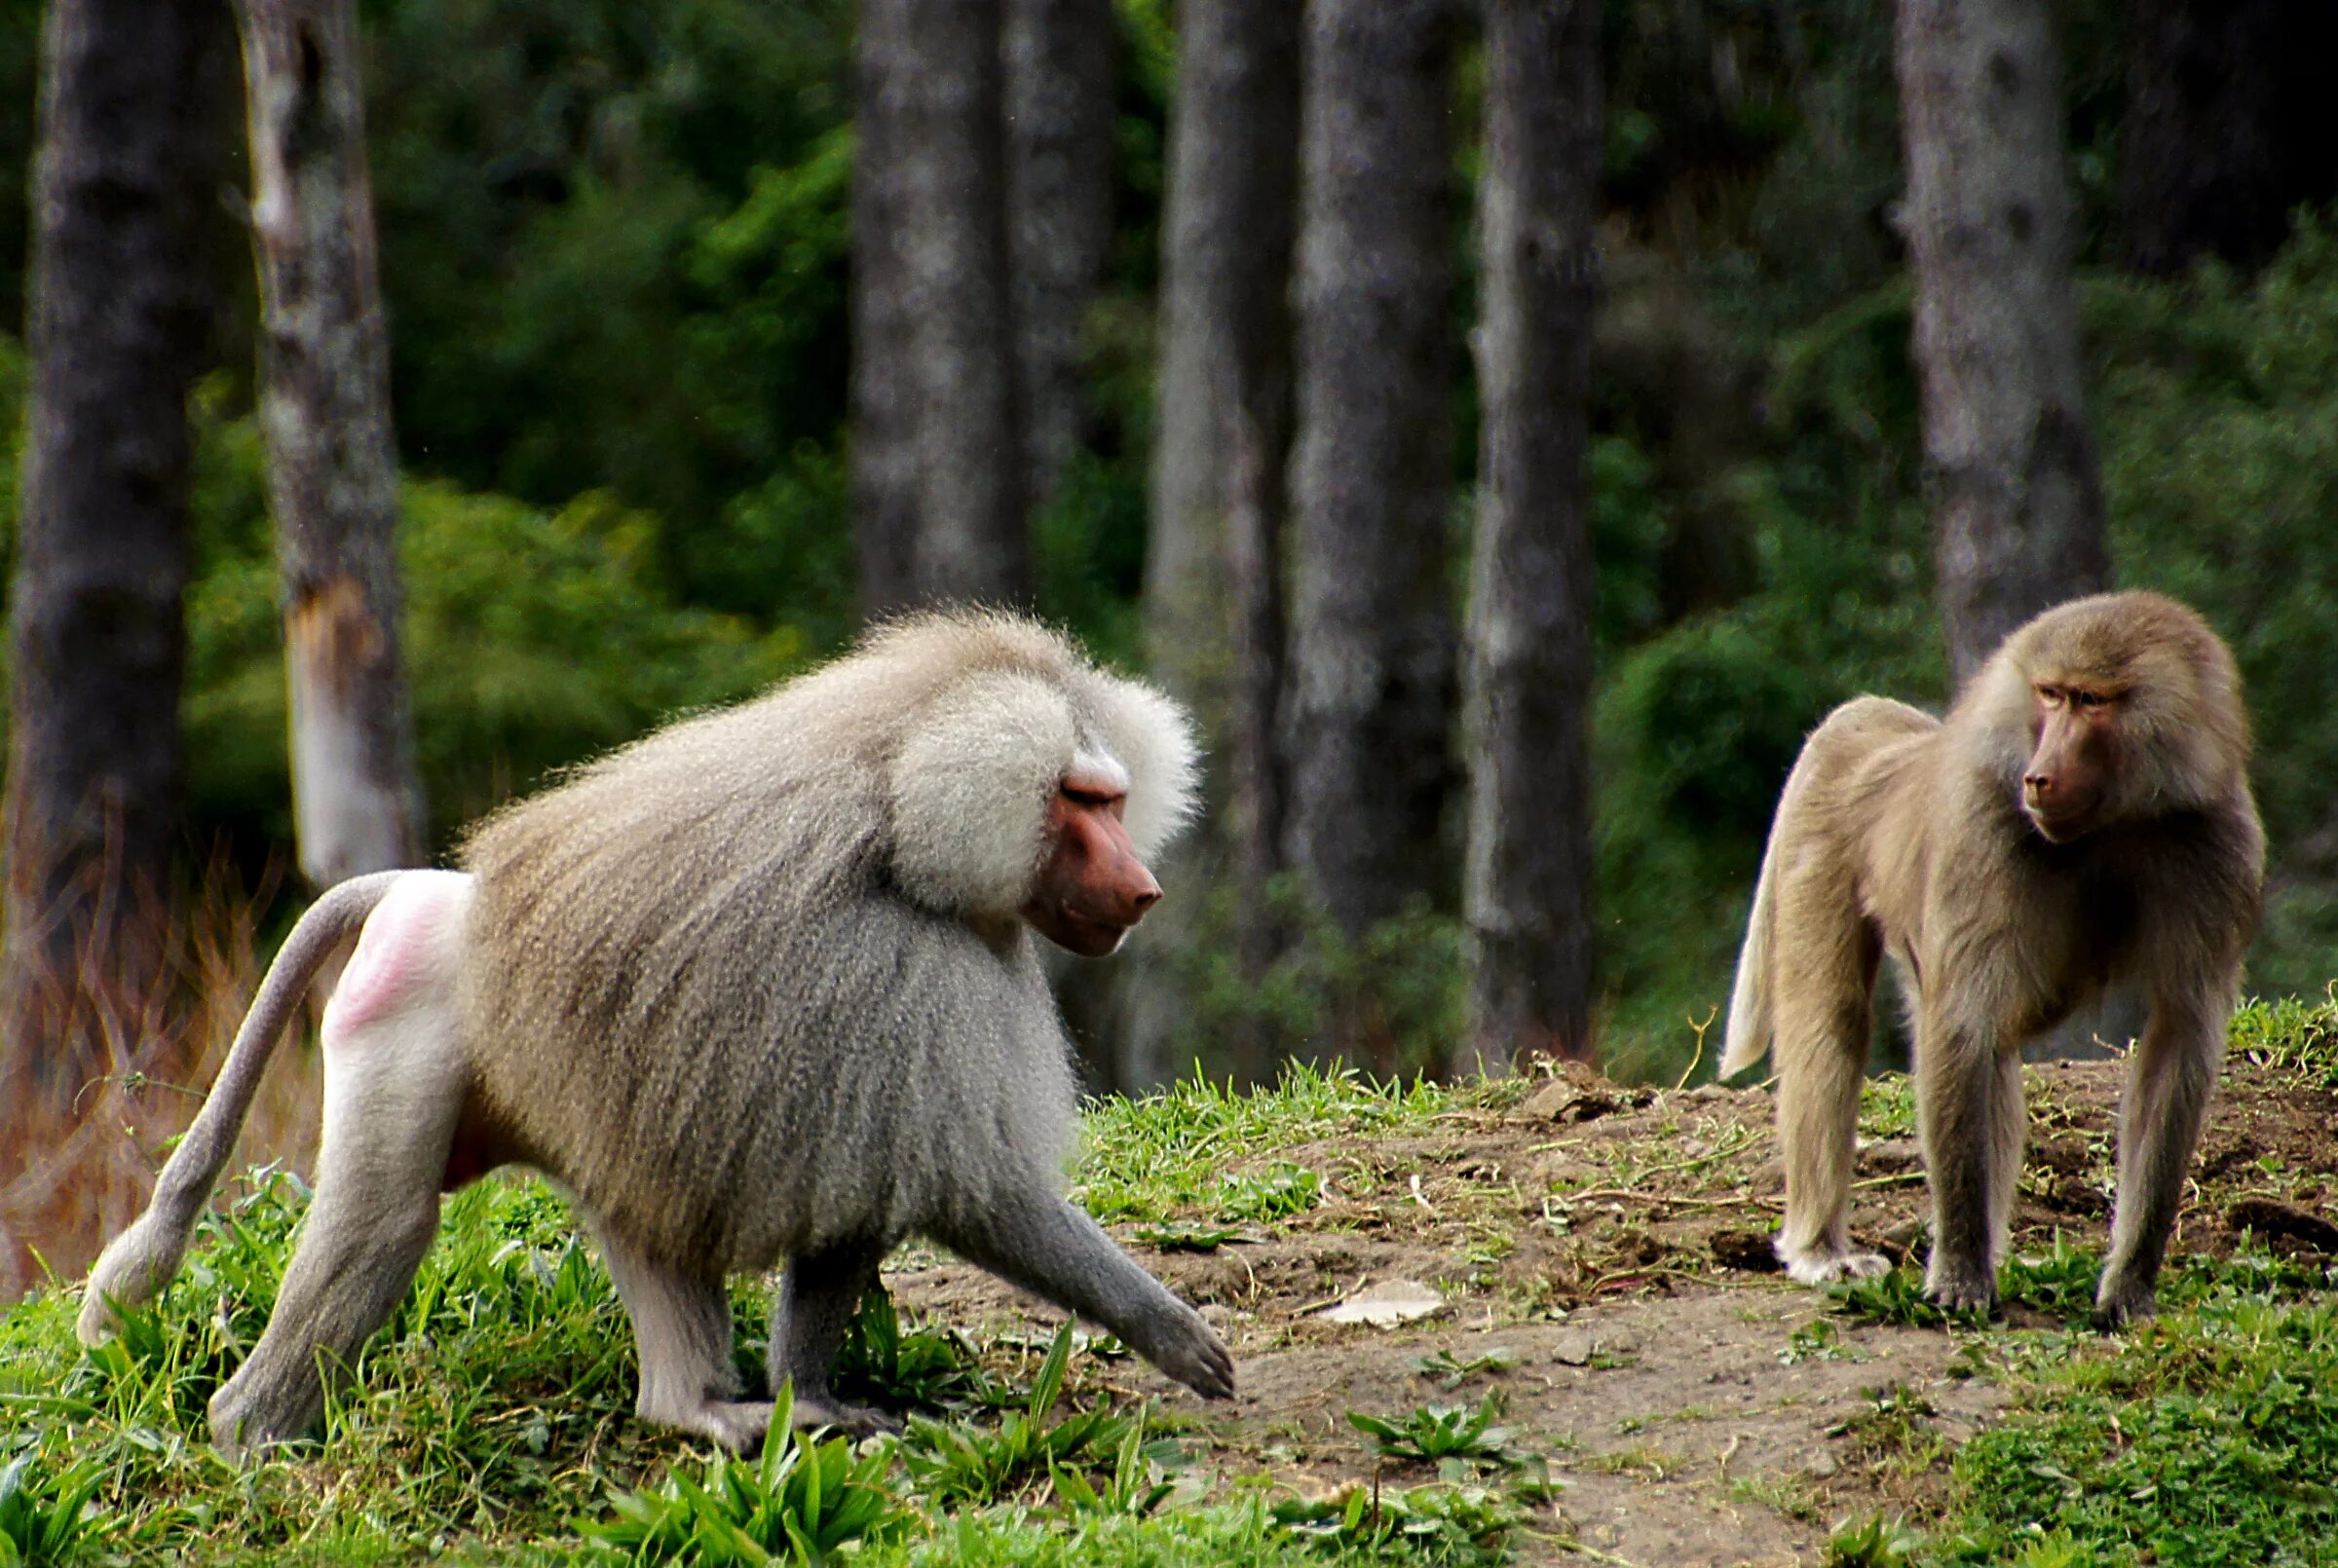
[1023,782,1162,955]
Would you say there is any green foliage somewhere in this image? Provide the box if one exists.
[1826,1513,1919,1568]
[0,1453,105,1567]
[1213,1163,1321,1224]
[580,1382,913,1565]
[1409,1346,1519,1393]
[1929,1296,2338,1566]
[832,1290,992,1414]
[897,1325,1143,1508]
[182,398,804,845]
[1075,1062,1453,1224]
[1347,1397,1521,1474]
[1265,1481,1520,1567]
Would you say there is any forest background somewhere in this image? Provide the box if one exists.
[2,0,2336,1102]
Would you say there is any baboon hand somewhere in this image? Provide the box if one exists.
[1142,1305,1236,1400]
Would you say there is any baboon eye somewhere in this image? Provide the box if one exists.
[2070,690,2108,710]
[2036,685,2065,707]
[1062,782,1120,807]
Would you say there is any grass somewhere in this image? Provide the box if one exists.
[7,997,2338,1564]
[0,1065,1503,1566]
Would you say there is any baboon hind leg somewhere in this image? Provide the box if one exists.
[595,1226,772,1452]
[1771,916,1885,1283]
[2095,1002,2221,1326]
[207,994,465,1459]
[770,1240,898,1436]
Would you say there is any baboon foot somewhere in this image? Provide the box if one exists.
[791,1394,901,1439]
[653,1398,775,1452]
[1777,1241,1891,1286]
[207,1373,321,1464]
[2091,1274,2159,1331]
[1922,1256,1997,1316]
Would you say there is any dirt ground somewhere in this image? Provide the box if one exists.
[887,1060,2338,1566]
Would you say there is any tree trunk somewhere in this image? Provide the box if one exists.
[1119,0,1302,1092]
[1461,0,1602,1077]
[239,0,426,889]
[1896,0,2110,689]
[1,0,229,1092]
[851,0,1030,618]
[1003,0,1114,515]
[1282,0,1460,1067]
[2119,0,2338,280]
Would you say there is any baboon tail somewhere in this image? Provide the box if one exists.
[1718,819,1783,1079]
[76,870,407,1345]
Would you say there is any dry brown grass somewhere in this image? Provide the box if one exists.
[0,867,323,1301]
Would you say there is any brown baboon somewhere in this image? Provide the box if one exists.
[1720,591,2262,1324]
[79,611,1234,1456]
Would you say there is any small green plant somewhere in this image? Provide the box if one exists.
[1348,1394,1520,1473]
[1048,1414,1182,1518]
[1410,1345,1519,1391]
[899,1323,1138,1506]
[0,1454,106,1567]
[1133,1219,1245,1251]
[1829,1266,1976,1328]
[1216,1162,1321,1223]
[1780,1317,1867,1365]
[1827,1513,1919,1567]
[578,1382,910,1565]
[832,1288,990,1411]
[1268,1481,1518,1565]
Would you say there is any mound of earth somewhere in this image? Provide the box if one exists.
[889,1058,2338,1565]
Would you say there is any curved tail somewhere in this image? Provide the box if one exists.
[1718,821,1782,1079]
[77,871,406,1345]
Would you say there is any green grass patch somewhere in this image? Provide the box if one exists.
[0,1069,1518,1565]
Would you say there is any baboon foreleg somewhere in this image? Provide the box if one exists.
[770,1241,898,1437]
[930,1183,1234,1401]
[207,980,466,1458]
[595,1227,772,1452]
[2095,1001,2221,1326]
[1916,1009,2010,1312]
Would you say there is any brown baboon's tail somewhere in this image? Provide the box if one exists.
[76,871,406,1346]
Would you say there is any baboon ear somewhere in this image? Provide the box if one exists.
[1078,674,1200,862]
[887,672,1075,918]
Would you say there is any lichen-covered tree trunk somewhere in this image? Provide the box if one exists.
[239,0,426,889]
[1896,0,2109,688]
[1120,0,1301,1091]
[851,0,1029,617]
[1461,0,1602,1076]
[1282,0,1459,1069]
[1003,0,1113,515]
[1,0,229,1091]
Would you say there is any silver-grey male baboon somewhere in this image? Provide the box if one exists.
[80,611,1234,1454]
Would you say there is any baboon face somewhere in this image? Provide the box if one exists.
[2021,678,2119,840]
[1020,769,1163,956]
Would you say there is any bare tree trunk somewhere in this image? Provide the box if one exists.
[1896,0,2110,688]
[239,0,426,889]
[2118,0,2338,280]
[852,0,1030,618]
[0,0,228,1096]
[1117,0,1302,1093]
[1003,0,1114,515]
[1283,0,1460,1068]
[1461,0,1602,1077]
